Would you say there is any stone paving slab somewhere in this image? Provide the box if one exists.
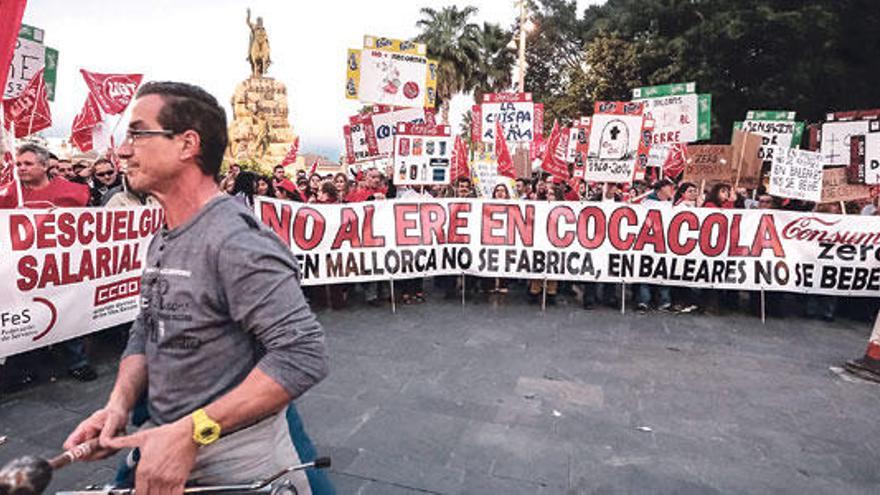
[2,289,879,494]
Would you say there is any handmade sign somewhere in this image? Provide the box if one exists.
[821,167,871,203]
[571,117,591,179]
[392,123,452,186]
[343,113,379,164]
[632,82,711,144]
[471,158,516,198]
[683,145,733,184]
[471,93,544,144]
[733,111,805,173]
[819,110,880,167]
[768,147,824,202]
[584,101,651,183]
[345,44,438,108]
[729,130,765,188]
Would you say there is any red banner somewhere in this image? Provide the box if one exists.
[79,69,143,115]
[2,68,52,138]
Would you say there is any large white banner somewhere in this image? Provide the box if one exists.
[255,197,880,297]
[1,207,162,358]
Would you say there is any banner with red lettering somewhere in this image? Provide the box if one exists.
[255,196,880,298]
[0,207,163,358]
[79,69,143,115]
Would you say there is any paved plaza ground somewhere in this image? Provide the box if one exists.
[2,287,880,494]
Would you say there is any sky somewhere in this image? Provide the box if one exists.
[19,0,601,159]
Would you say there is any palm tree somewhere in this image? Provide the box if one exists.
[469,22,516,104]
[415,6,481,123]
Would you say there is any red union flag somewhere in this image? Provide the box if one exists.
[450,135,469,181]
[494,120,515,178]
[2,68,52,138]
[309,156,320,175]
[70,94,104,152]
[80,69,143,115]
[540,121,570,180]
[280,136,299,167]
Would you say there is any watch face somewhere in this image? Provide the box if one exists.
[199,427,215,438]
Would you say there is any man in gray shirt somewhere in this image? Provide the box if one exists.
[63,82,332,494]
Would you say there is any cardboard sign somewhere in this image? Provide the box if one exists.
[632,82,711,144]
[821,167,871,203]
[5,24,58,101]
[345,47,438,109]
[769,147,823,202]
[584,101,649,183]
[471,93,544,144]
[730,130,764,188]
[683,145,733,184]
[392,123,452,186]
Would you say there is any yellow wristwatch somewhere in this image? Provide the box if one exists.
[191,408,221,446]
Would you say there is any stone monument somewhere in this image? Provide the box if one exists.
[227,8,298,173]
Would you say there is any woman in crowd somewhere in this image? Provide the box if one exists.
[674,182,700,207]
[307,173,322,200]
[704,183,734,208]
[231,170,257,207]
[255,175,275,197]
[333,172,350,203]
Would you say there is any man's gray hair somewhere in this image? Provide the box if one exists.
[16,143,50,166]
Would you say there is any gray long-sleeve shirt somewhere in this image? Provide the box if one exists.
[123,195,328,425]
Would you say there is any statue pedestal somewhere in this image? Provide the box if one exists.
[228,76,297,174]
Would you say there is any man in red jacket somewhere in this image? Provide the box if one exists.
[0,143,90,208]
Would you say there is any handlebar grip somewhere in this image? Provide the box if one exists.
[313,457,331,469]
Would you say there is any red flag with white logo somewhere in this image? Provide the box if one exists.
[450,135,470,181]
[309,157,320,175]
[80,69,143,115]
[494,120,515,178]
[540,121,570,180]
[280,136,299,167]
[70,93,103,152]
[2,68,52,138]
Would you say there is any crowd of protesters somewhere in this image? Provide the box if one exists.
[3,142,880,393]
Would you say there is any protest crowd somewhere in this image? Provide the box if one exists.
[5,134,878,394]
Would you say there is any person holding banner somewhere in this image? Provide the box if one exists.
[63,82,332,494]
[636,179,676,313]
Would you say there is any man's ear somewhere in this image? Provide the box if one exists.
[178,129,201,163]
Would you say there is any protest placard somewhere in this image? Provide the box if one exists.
[730,130,764,188]
[392,123,452,186]
[819,110,880,166]
[734,111,804,173]
[471,158,517,198]
[632,82,711,144]
[584,101,650,183]
[821,167,871,203]
[769,147,824,202]
[5,24,58,101]
[368,106,433,156]
[683,145,733,184]
[471,93,544,144]
[343,113,379,164]
[345,46,438,109]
